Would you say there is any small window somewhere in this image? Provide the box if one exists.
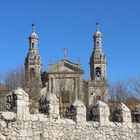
[95,67,101,78]
[32,43,34,48]
[96,41,99,47]
[30,68,35,80]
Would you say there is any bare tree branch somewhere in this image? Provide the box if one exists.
[4,65,25,88]
[129,77,140,96]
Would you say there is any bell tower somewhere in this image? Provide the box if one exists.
[25,24,42,83]
[90,22,107,81]
[88,23,108,106]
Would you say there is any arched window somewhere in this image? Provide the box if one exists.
[30,68,35,80]
[32,43,34,48]
[95,67,101,79]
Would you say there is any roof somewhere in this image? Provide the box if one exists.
[0,84,12,91]
[94,31,102,38]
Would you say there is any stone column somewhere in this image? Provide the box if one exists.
[77,77,80,99]
[74,77,79,100]
[74,78,77,100]
[48,76,51,93]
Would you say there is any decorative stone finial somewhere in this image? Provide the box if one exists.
[78,59,80,67]
[63,47,67,60]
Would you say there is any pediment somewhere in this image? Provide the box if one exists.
[47,60,84,74]
[50,65,75,72]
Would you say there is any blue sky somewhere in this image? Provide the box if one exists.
[0,0,140,83]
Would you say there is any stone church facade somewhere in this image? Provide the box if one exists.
[25,23,108,111]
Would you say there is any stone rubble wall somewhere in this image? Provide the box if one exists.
[0,88,140,140]
[0,116,140,140]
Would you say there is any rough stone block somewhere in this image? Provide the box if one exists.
[1,112,16,121]
[0,120,7,128]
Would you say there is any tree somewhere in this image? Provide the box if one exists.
[129,77,140,97]
[0,73,3,82]
[109,81,130,102]
[3,65,42,113]
[25,78,42,113]
[109,79,140,121]
[109,81,128,119]
[4,66,25,89]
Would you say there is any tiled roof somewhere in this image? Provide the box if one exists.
[0,84,12,91]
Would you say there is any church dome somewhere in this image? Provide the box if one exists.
[94,31,102,38]
[29,32,38,39]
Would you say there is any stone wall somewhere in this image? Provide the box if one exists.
[0,88,140,140]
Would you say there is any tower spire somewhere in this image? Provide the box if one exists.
[95,22,99,31]
[32,23,35,33]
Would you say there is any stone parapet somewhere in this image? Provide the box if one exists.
[0,88,139,139]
